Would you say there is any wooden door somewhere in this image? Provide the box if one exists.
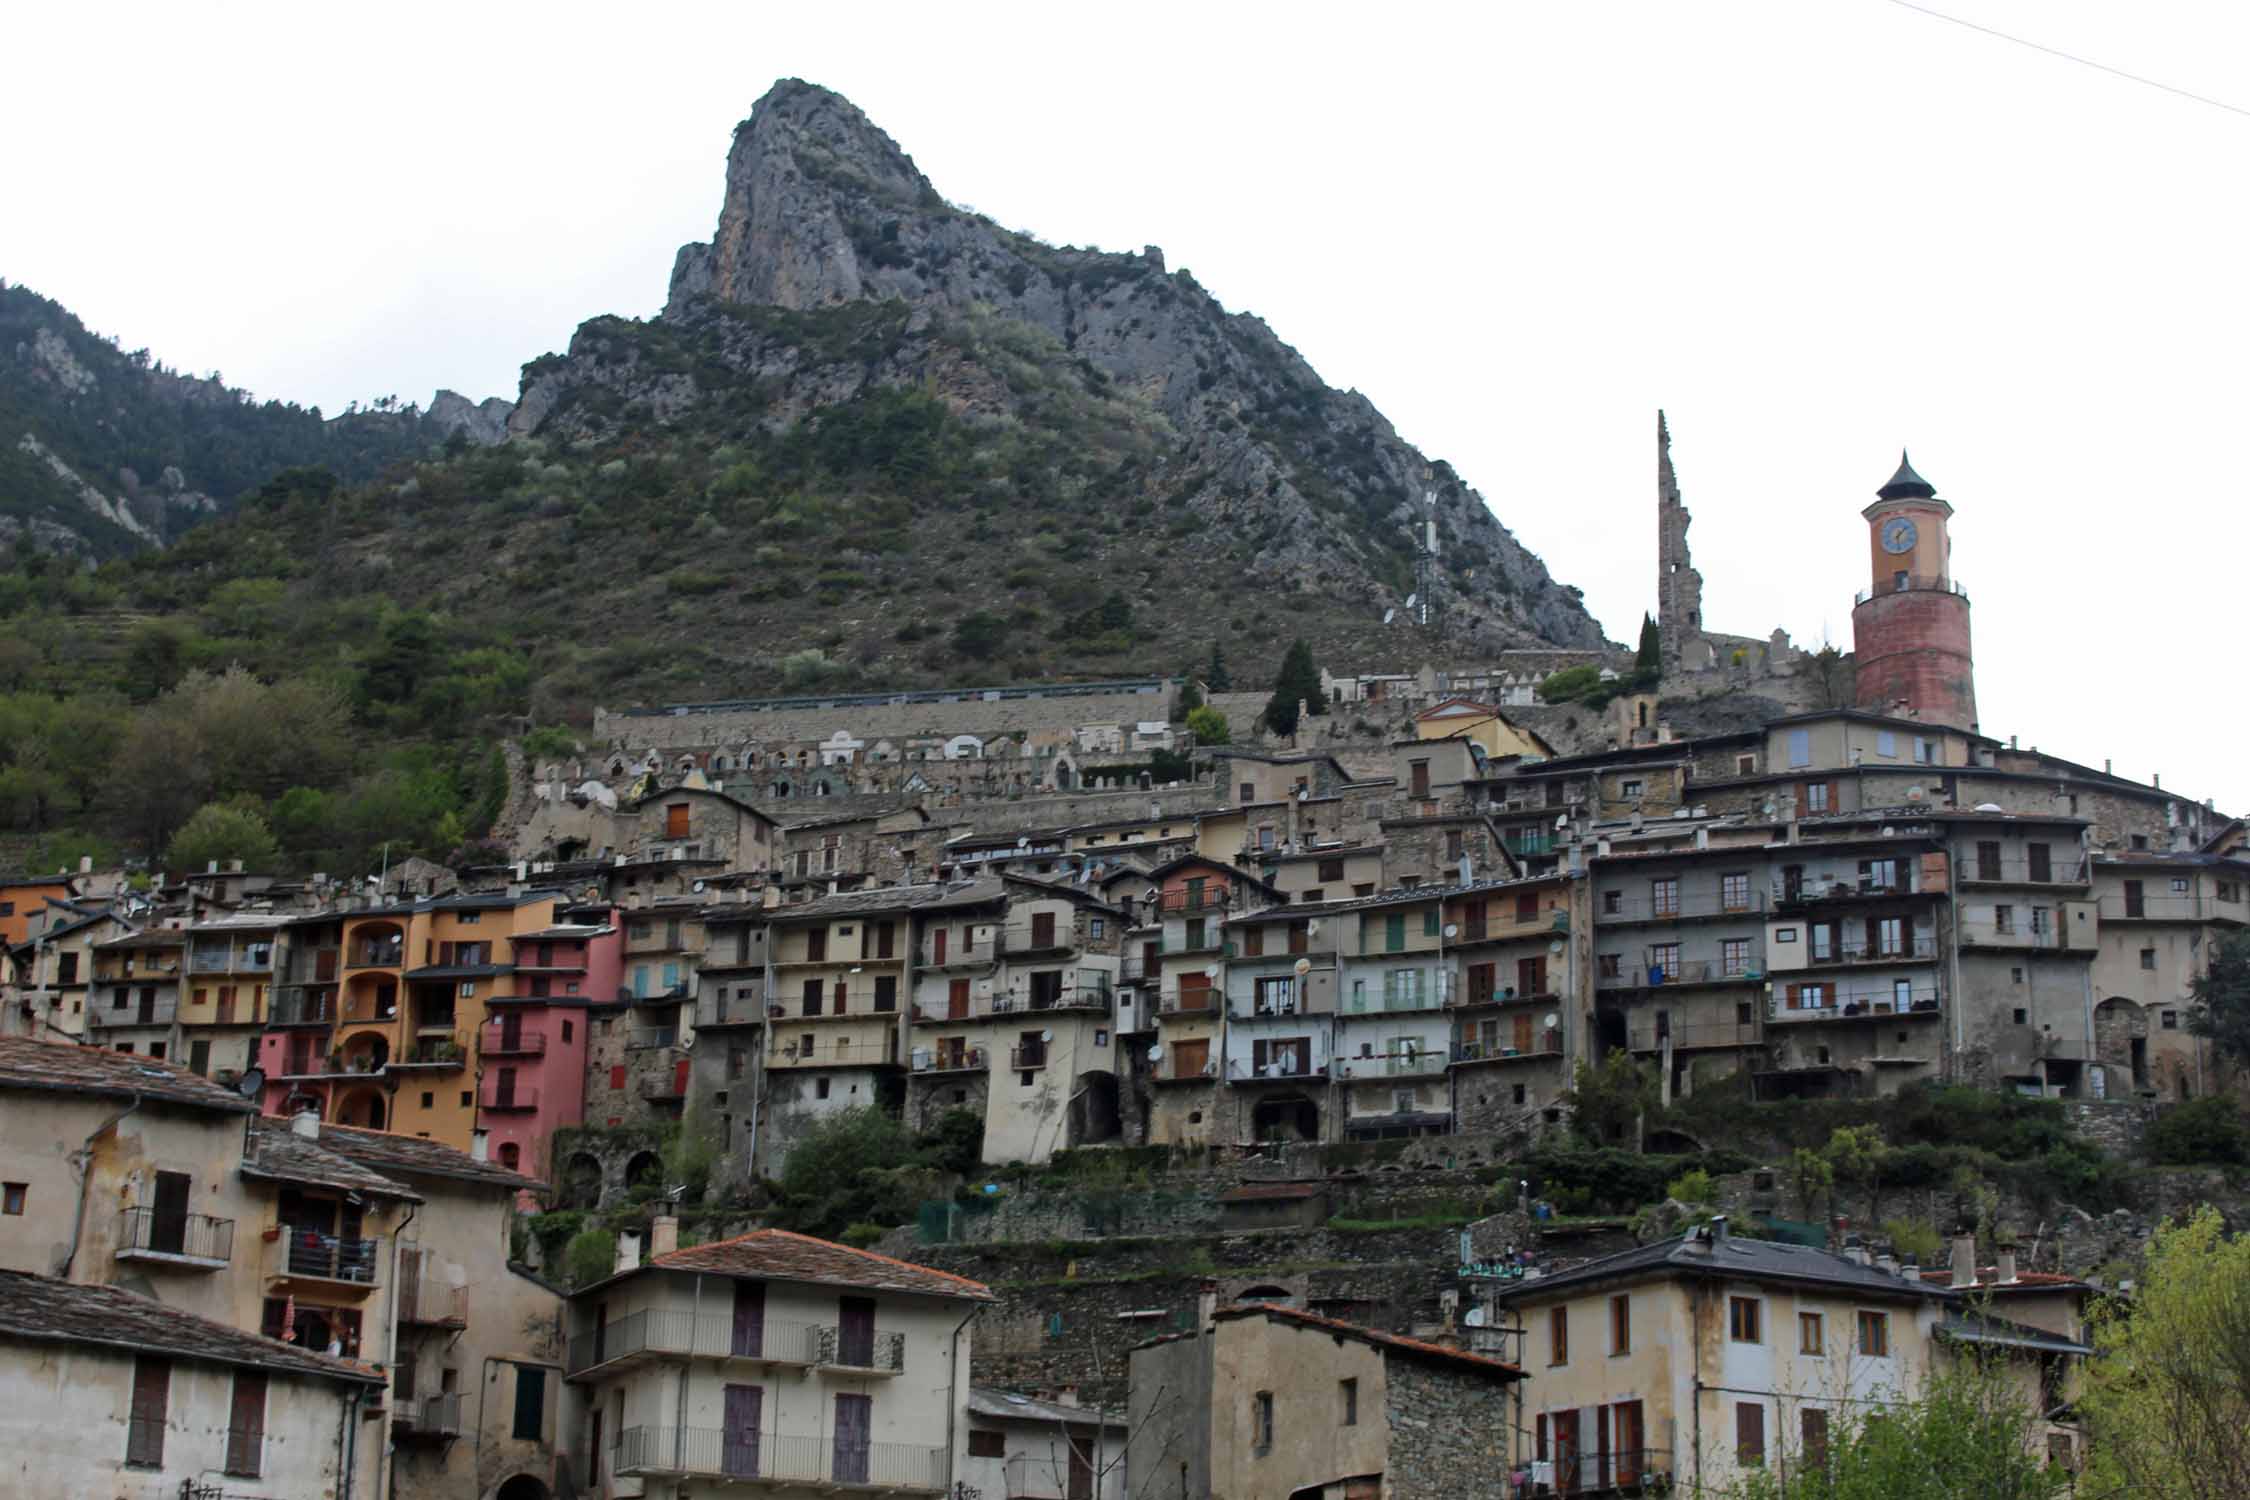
[833,1393,872,1484]
[398,1245,423,1324]
[1518,956,1546,995]
[150,1170,191,1255]
[1068,1432,1094,1499]
[947,979,970,1020]
[1032,911,1056,948]
[673,1058,692,1096]
[933,927,948,964]
[1553,1409,1580,1493]
[731,1281,766,1358]
[127,1357,170,1467]
[500,1011,522,1050]
[723,1383,762,1477]
[1512,1014,1533,1053]
[838,1295,876,1368]
[1614,1401,1643,1484]
[1172,1038,1209,1077]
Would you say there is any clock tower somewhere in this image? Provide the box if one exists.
[1850,452,1977,730]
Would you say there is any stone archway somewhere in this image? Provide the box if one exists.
[2095,997,2151,1091]
[625,1150,664,1193]
[561,1153,604,1211]
[336,1086,385,1131]
[1251,1094,1321,1143]
[1068,1071,1122,1147]
[495,1475,550,1500]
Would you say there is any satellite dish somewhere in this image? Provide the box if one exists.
[1382,609,1396,626]
[1307,920,1320,935]
[1443,924,1459,940]
[692,879,706,893]
[1040,1029,1053,1043]
[1548,939,1564,956]
[1293,958,1312,977]
[1543,1013,1559,1030]
[1148,1045,1164,1062]
[1205,966,1219,981]
[1405,594,1418,609]
[235,1067,266,1099]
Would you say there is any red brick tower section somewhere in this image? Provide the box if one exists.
[1851,453,1978,730]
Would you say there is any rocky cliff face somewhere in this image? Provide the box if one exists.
[640,79,1605,652]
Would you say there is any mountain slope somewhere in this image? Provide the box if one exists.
[0,282,505,558]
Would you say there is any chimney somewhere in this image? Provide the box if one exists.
[469,1129,490,1163]
[1950,1232,1977,1289]
[1875,1251,1897,1277]
[78,855,92,875]
[1198,1279,1218,1330]
[615,1230,643,1277]
[291,1110,320,1140]
[1998,1248,2018,1285]
[649,1214,680,1259]
[762,885,781,911]
[227,859,244,874]
[1710,1215,1729,1245]
[1056,1386,1080,1409]
[208,861,220,875]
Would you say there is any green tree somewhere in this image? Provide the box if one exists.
[1635,612,1661,676]
[359,609,441,707]
[1261,639,1324,737]
[2186,930,2250,1070]
[1821,1124,1890,1223]
[45,695,126,813]
[1205,642,1231,691]
[1185,704,1230,746]
[2146,1096,2250,1165]
[1566,1052,1659,1148]
[775,1108,935,1238]
[951,611,1006,661]
[121,619,192,702]
[1722,1358,2062,1499]
[166,801,283,873]
[1175,676,1203,715]
[2083,1206,2250,1497]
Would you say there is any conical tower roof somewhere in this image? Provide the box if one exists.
[1877,451,1936,501]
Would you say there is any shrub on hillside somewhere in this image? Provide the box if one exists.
[2147,1097,2250,1165]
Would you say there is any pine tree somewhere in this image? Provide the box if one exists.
[1176,675,1204,715]
[1636,613,1661,673]
[1206,642,1231,691]
[1261,640,1324,737]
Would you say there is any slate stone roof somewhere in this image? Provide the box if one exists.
[1492,1226,1954,1305]
[1877,451,1937,500]
[0,1269,382,1385]
[1208,1302,1524,1378]
[967,1387,1125,1428]
[242,1118,422,1202]
[620,1228,995,1302]
[1936,1310,2092,1357]
[762,882,983,924]
[0,1035,255,1115]
[315,1120,547,1194]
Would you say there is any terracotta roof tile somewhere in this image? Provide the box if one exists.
[645,1229,994,1302]
[0,1269,381,1385]
[0,1035,255,1115]
[1211,1303,1524,1378]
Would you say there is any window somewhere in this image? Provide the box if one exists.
[1651,878,1680,917]
[1994,904,2015,934]
[2013,1008,2028,1025]
[1787,730,1811,768]
[1876,730,1897,758]
[1621,779,1645,799]
[510,1365,546,1440]
[1802,1407,1830,1471]
[2030,907,2051,936]
[1651,942,1681,977]
[1598,953,1621,978]
[1803,781,1830,813]
[1,1183,21,1215]
[967,1429,1007,1458]
[126,1356,169,1467]
[1773,927,1797,944]
[1340,1377,1359,1426]
[1721,939,1751,977]
[2220,881,2241,903]
[1549,1306,1569,1365]
[1609,1294,1631,1355]
[1721,873,1750,911]
[1729,1296,1762,1343]
[2171,877,2191,895]
[1799,1311,1823,1355]
[1737,753,1757,775]
[1253,1391,1274,1455]
[1856,1309,1890,1357]
[2162,1009,2179,1030]
[1736,1401,1765,1467]
[2141,948,2158,971]
[1603,889,1623,916]
[815,1077,831,1100]
[421,1092,435,1107]
[224,1371,267,1477]
[1913,736,1937,765]
[1319,858,1345,883]
[562,1020,573,1042]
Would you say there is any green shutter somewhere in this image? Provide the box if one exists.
[1424,910,1440,937]
[1386,914,1406,952]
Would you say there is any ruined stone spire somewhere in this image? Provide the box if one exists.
[1656,410,1703,664]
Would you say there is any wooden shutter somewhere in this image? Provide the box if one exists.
[226,1371,267,1476]
[1031,912,1056,948]
[1736,1401,1765,1465]
[511,1365,545,1442]
[732,1281,767,1358]
[723,1383,763,1477]
[833,1393,872,1484]
[126,1357,169,1467]
[1801,1406,1829,1471]
[1614,1401,1644,1483]
[666,803,691,838]
[838,1296,876,1368]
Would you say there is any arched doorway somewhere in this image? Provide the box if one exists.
[625,1151,663,1193]
[562,1153,604,1211]
[336,1087,385,1131]
[1068,1071,1122,1146]
[2095,997,2150,1091]
[495,1475,550,1500]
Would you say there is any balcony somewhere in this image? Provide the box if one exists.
[1598,891,1767,924]
[773,1037,900,1068]
[279,952,341,986]
[1226,1054,1329,1082]
[393,1392,464,1441]
[919,938,997,969]
[1629,1023,1760,1052]
[814,1325,906,1375]
[1770,991,1943,1024]
[1344,974,1450,1014]
[390,1038,466,1070]
[88,996,179,1031]
[641,1076,688,1104]
[1120,954,1154,982]
[1007,1043,1047,1072]
[1148,1054,1217,1083]
[1335,1049,1448,1080]
[1807,934,1940,966]
[628,1026,682,1051]
[1452,909,1569,944]
[116,1207,234,1269]
[1854,574,1968,605]
[480,1020,549,1056]
[611,1427,944,1492]
[2101,894,2240,923]
[347,940,405,970]
[1450,1035,1563,1064]
[188,944,274,975]
[1228,986,1316,1020]
[566,1311,823,1378]
[269,989,336,1027]
[1158,888,1233,915]
[1599,953,1767,989]
[1958,855,2091,888]
[399,1281,469,1329]
[911,1045,987,1074]
[1530,1448,1677,1495]
[915,979,1113,1025]
[1773,876,1926,908]
[274,1228,381,1287]
[480,1078,542,1111]
[699,990,767,1027]
[1157,988,1220,1017]
[1451,982,1558,1009]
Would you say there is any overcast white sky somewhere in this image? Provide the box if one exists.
[8,2,2244,808]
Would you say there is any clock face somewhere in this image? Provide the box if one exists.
[1881,516,1919,555]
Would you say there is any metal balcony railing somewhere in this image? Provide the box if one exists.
[1629,1023,1759,1051]
[773,1037,899,1067]
[1159,888,1233,914]
[117,1206,234,1265]
[1335,1050,1449,1079]
[2102,894,2233,922]
[611,1427,945,1490]
[399,1279,469,1328]
[348,940,405,969]
[1601,951,1768,988]
[1452,909,1569,943]
[567,1311,822,1376]
[911,1046,987,1074]
[1808,934,1939,965]
[1344,974,1450,1013]
[395,1038,465,1067]
[1008,1044,1047,1071]
[1599,891,1768,923]
[1529,1447,1677,1495]
[395,1392,464,1437]
[1226,1055,1329,1081]
[1158,988,1220,1016]
[1774,876,1922,906]
[269,988,336,1026]
[1855,574,1968,604]
[280,952,342,985]
[813,1326,906,1373]
[1770,989,1943,1023]
[480,1078,541,1111]
[278,1229,380,1285]
[1451,1034,1562,1063]
[89,997,179,1030]
[1229,986,1313,1019]
[920,938,998,968]
[1959,855,2091,886]
[480,1021,548,1055]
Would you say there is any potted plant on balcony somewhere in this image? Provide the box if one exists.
[326,1047,344,1074]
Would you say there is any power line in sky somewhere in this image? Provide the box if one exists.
[1883,0,2250,121]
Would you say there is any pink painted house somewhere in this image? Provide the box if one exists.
[476,901,623,1180]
